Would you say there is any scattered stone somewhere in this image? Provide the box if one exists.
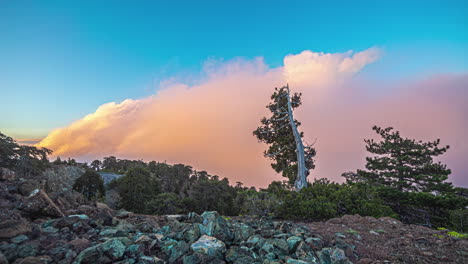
[191,235,227,258]
[11,234,29,244]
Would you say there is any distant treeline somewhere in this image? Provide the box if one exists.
[1,130,467,233]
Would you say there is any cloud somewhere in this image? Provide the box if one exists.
[37,48,468,188]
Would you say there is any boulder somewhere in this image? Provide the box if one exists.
[0,168,16,181]
[199,211,233,242]
[317,247,352,264]
[260,238,289,258]
[191,235,226,258]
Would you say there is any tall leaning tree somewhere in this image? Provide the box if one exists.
[253,85,316,190]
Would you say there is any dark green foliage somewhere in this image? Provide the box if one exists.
[253,86,316,186]
[189,176,239,215]
[449,208,468,233]
[275,178,396,220]
[354,126,467,229]
[145,193,183,215]
[73,170,105,200]
[91,159,102,171]
[115,167,160,213]
[358,126,452,193]
[0,132,52,176]
[235,189,280,216]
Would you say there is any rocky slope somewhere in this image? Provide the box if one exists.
[0,168,467,264]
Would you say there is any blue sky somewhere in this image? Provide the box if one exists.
[0,0,467,139]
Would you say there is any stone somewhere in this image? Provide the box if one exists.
[317,248,352,264]
[225,246,254,264]
[0,252,7,264]
[14,255,53,264]
[17,243,39,258]
[286,259,311,264]
[261,239,289,258]
[199,211,233,242]
[0,243,17,262]
[0,167,16,181]
[187,212,203,223]
[96,202,111,210]
[100,238,128,260]
[11,234,29,244]
[287,236,303,252]
[246,234,265,248]
[73,237,131,263]
[115,209,132,218]
[68,214,89,220]
[0,220,31,238]
[294,241,318,263]
[191,235,226,258]
[69,238,91,251]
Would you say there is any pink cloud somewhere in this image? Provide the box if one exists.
[37,49,468,188]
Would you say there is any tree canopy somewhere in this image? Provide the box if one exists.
[253,86,316,190]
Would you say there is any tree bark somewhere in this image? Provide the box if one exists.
[285,85,308,191]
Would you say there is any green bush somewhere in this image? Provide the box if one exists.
[274,178,396,220]
[145,193,182,215]
[73,170,105,200]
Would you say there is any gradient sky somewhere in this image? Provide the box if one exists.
[1,1,467,187]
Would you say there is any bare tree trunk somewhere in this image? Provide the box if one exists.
[285,85,308,190]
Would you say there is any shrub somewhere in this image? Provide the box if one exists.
[73,170,105,200]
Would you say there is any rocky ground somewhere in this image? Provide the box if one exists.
[0,167,467,264]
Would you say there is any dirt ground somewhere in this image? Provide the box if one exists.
[303,215,468,264]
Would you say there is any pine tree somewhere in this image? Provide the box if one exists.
[253,85,316,190]
[358,126,452,193]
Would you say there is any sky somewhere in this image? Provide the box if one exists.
[1,1,467,187]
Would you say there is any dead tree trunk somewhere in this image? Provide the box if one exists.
[285,85,308,190]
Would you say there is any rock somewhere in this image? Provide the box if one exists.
[191,235,226,258]
[20,189,65,218]
[246,234,265,248]
[68,214,89,220]
[42,165,85,193]
[0,167,16,181]
[73,237,131,263]
[19,180,41,196]
[305,237,323,250]
[96,202,111,210]
[317,248,352,264]
[138,256,165,264]
[166,215,186,221]
[233,223,254,243]
[69,238,91,251]
[0,252,7,264]
[17,243,39,258]
[294,241,318,263]
[13,255,53,264]
[286,259,311,264]
[261,239,289,258]
[100,238,127,260]
[287,236,303,252]
[11,234,29,244]
[356,258,374,264]
[0,220,31,238]
[225,246,254,263]
[199,211,233,242]
[187,212,203,223]
[0,243,18,262]
[115,209,132,218]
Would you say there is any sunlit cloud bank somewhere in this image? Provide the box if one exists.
[37,48,468,187]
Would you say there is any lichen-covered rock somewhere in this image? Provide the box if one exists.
[317,247,352,264]
[191,235,226,258]
[199,211,233,242]
[260,238,289,259]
